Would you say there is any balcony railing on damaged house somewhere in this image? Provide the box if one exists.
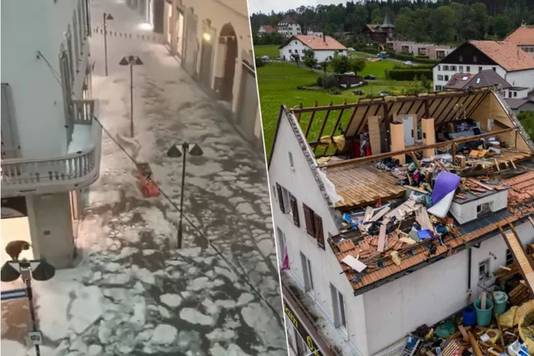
[1,100,102,197]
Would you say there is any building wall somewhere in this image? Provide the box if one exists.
[280,40,345,63]
[505,69,534,91]
[270,111,369,355]
[433,63,506,91]
[280,40,309,61]
[1,0,88,158]
[450,190,508,225]
[363,220,534,355]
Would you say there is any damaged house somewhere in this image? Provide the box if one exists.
[269,88,534,355]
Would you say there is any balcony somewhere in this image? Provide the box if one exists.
[1,100,102,197]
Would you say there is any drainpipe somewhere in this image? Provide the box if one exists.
[467,247,472,303]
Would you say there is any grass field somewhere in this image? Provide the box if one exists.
[257,61,423,154]
[254,45,280,59]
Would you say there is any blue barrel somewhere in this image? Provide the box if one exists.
[463,305,476,326]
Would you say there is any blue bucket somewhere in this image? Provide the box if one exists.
[463,305,476,326]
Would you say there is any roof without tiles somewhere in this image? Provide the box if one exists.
[291,35,347,50]
[469,40,534,71]
[505,25,534,46]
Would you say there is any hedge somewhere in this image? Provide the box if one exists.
[385,51,438,65]
[385,68,433,81]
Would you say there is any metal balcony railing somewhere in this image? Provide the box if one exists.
[1,100,102,197]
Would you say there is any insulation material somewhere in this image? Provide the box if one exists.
[318,169,343,206]
[368,115,381,155]
[390,121,405,164]
[421,117,436,158]
[341,255,367,273]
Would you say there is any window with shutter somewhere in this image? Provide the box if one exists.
[290,195,300,227]
[314,215,324,249]
[276,183,285,213]
[303,204,315,237]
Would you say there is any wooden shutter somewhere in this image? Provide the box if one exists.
[303,204,315,237]
[276,184,285,213]
[314,214,325,249]
[290,195,300,227]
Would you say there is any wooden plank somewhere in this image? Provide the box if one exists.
[377,221,388,252]
[499,225,534,295]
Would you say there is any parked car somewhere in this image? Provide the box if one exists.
[379,91,391,97]
[353,89,364,95]
[377,51,388,59]
[404,60,414,66]
[364,74,376,80]
[261,55,270,63]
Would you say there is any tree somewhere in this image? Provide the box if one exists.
[351,58,366,75]
[331,55,351,74]
[303,49,317,68]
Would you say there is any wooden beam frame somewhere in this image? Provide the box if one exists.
[320,127,516,168]
[304,102,318,138]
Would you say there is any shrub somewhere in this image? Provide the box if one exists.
[317,75,338,89]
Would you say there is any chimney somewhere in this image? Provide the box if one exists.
[323,33,326,42]
[390,121,405,164]
[421,117,436,158]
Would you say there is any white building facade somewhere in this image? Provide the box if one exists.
[1,0,101,268]
[279,35,347,63]
[277,20,302,37]
[159,0,262,148]
[269,91,534,355]
[433,41,534,92]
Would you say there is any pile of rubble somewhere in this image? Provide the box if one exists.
[402,246,534,356]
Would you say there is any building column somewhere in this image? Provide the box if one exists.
[26,192,75,269]
[390,121,405,164]
[421,117,436,158]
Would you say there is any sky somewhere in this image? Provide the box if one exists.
[248,0,347,14]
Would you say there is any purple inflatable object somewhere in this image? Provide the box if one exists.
[431,171,461,205]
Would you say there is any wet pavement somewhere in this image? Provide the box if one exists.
[1,1,286,355]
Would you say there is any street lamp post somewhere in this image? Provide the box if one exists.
[1,244,55,356]
[167,142,203,249]
[103,13,114,76]
[119,55,143,137]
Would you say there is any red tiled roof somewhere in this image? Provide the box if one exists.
[469,40,534,71]
[293,35,347,50]
[505,26,534,46]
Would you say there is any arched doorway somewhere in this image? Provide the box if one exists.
[215,23,237,102]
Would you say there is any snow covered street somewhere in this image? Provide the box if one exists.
[1,1,286,355]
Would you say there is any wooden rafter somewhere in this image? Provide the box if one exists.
[320,127,516,168]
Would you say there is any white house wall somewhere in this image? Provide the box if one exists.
[280,39,310,61]
[505,69,534,91]
[269,111,369,355]
[1,0,83,158]
[363,220,534,355]
[450,190,508,225]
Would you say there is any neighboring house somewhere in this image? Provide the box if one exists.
[269,88,534,355]
[505,24,534,57]
[506,97,534,113]
[161,0,263,148]
[258,24,276,35]
[433,40,534,91]
[386,40,454,60]
[279,34,347,63]
[277,18,302,37]
[1,0,101,268]
[363,13,395,44]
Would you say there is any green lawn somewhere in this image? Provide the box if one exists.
[254,45,280,59]
[258,61,422,155]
